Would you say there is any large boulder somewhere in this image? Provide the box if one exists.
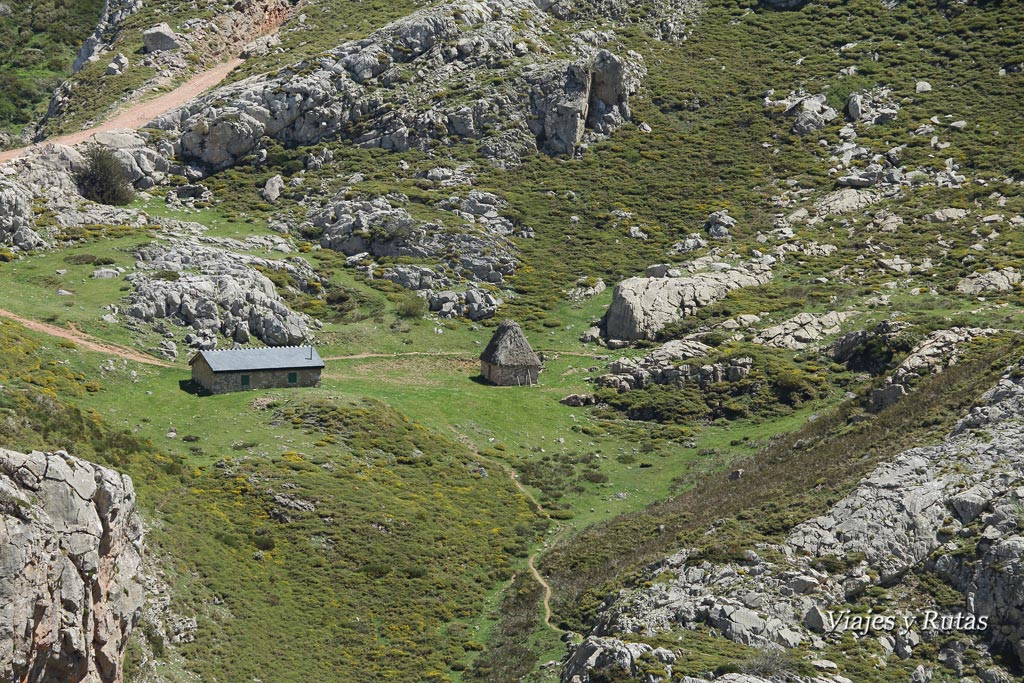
[602,260,773,342]
[0,448,144,683]
[143,22,180,53]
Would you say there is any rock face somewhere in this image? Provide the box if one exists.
[126,243,316,347]
[586,363,1024,668]
[0,177,46,250]
[150,0,645,171]
[561,636,676,683]
[602,258,773,342]
[0,448,144,683]
[753,311,854,350]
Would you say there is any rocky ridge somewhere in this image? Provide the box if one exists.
[576,363,1024,681]
[149,0,648,171]
[1,448,144,683]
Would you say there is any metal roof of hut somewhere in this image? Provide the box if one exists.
[479,320,541,367]
[189,346,325,373]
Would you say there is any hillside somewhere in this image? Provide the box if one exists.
[1,0,1023,681]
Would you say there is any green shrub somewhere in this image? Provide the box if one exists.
[395,291,427,318]
[74,145,134,205]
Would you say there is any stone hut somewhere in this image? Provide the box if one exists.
[479,320,541,386]
[189,346,324,394]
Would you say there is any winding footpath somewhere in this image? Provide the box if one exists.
[452,431,565,634]
[0,57,243,165]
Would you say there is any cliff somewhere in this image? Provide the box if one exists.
[0,448,144,683]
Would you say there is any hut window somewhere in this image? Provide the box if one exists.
[241,375,251,387]
[288,372,298,385]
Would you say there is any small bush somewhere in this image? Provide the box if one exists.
[74,145,134,205]
[395,292,427,319]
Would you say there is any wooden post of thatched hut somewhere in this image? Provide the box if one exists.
[479,320,542,386]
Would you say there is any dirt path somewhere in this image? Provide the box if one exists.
[324,351,474,361]
[0,57,244,165]
[324,349,608,362]
[0,309,171,367]
[452,431,565,634]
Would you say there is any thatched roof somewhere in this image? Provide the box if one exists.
[480,320,541,367]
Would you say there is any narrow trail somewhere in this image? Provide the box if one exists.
[323,351,473,361]
[452,431,566,634]
[0,57,244,165]
[0,309,171,367]
[324,349,609,362]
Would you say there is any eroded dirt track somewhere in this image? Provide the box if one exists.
[0,58,243,165]
[0,308,171,367]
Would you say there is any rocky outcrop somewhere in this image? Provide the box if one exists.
[88,130,173,191]
[845,88,899,126]
[561,636,676,683]
[567,278,606,302]
[601,258,773,342]
[763,91,838,135]
[150,0,645,171]
[313,193,519,284]
[867,328,997,412]
[1,448,144,683]
[71,0,143,72]
[703,210,735,240]
[596,339,756,392]
[753,311,854,350]
[588,364,1024,671]
[427,288,502,321]
[125,243,317,347]
[957,268,1021,296]
[0,176,45,250]
[813,187,879,215]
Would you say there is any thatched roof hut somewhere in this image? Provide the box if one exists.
[479,320,542,386]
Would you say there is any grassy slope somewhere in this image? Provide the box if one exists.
[0,0,104,137]
[0,318,543,682]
